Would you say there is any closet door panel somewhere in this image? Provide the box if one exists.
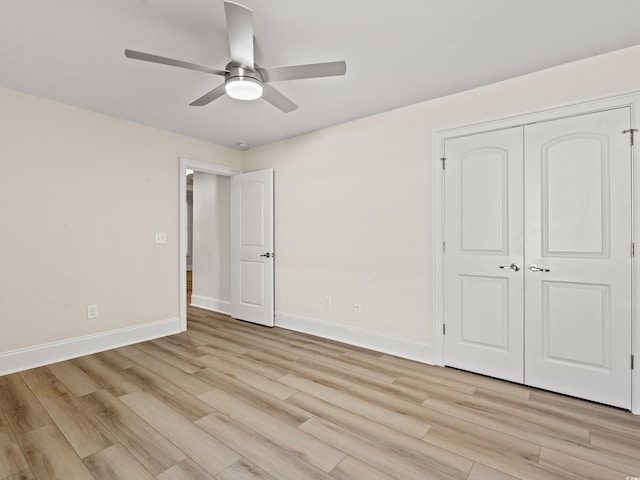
[543,136,608,255]
[443,128,525,383]
[524,108,632,409]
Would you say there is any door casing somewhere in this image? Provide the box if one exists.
[433,90,640,414]
[178,158,241,331]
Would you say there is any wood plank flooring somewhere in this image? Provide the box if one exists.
[2,304,640,479]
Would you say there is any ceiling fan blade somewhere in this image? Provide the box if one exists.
[260,61,346,82]
[261,83,298,113]
[224,1,254,68]
[125,49,227,76]
[189,84,227,106]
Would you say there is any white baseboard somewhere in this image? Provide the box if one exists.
[0,317,181,376]
[275,312,434,365]
[190,295,231,315]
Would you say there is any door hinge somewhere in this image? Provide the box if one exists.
[632,354,635,370]
[623,128,638,146]
[632,242,635,257]
[440,157,446,170]
[443,324,446,335]
[442,241,446,253]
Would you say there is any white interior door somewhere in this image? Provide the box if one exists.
[443,127,525,383]
[524,109,632,409]
[230,169,274,327]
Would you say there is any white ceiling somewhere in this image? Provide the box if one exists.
[2,1,640,150]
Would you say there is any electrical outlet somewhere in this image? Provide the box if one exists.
[155,232,167,244]
[354,300,361,313]
[87,305,98,319]
[324,296,332,309]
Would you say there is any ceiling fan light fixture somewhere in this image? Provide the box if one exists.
[225,77,263,101]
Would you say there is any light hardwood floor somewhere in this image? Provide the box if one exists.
[2,304,640,479]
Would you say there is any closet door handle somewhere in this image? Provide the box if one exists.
[529,264,550,273]
[499,263,520,272]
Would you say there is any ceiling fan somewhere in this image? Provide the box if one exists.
[124,1,346,113]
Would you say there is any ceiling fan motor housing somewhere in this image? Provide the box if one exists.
[225,64,262,84]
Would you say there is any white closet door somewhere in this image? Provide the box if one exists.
[443,127,525,383]
[524,108,632,409]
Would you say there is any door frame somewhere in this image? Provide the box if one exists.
[178,157,241,331]
[433,90,640,414]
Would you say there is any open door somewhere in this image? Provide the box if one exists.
[230,169,274,326]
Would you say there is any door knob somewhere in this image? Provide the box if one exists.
[499,263,520,272]
[529,264,550,273]
[260,252,273,258]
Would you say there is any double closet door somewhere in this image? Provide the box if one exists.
[443,108,633,409]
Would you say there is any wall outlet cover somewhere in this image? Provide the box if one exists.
[324,296,332,309]
[87,305,98,319]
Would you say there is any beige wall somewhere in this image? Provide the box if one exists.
[0,86,241,353]
[243,44,640,346]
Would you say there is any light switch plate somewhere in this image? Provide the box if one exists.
[155,232,167,244]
